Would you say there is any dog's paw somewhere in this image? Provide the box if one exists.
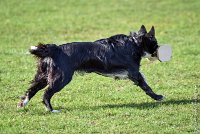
[155,95,165,101]
[51,110,61,113]
[17,101,24,108]
[17,96,29,108]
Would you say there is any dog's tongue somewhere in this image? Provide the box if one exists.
[157,45,172,62]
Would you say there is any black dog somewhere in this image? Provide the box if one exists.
[18,25,164,112]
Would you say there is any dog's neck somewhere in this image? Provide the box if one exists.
[129,32,151,58]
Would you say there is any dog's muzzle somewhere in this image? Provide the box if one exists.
[150,45,172,62]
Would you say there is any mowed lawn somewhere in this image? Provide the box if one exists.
[0,0,199,133]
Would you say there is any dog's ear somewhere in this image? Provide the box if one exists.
[138,25,147,35]
[148,26,155,36]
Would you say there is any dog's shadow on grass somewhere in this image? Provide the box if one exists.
[95,99,198,110]
[64,99,198,111]
[29,99,198,115]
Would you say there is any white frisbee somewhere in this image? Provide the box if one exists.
[157,45,172,62]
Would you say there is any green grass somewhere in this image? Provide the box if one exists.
[0,0,200,133]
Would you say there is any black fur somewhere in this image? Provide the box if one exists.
[18,25,164,112]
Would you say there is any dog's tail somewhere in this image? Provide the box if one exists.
[29,43,59,58]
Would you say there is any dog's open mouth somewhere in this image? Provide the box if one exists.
[148,45,172,62]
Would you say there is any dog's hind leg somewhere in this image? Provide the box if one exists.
[42,71,73,112]
[128,71,164,101]
[17,73,47,108]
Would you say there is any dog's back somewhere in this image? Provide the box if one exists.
[30,34,142,75]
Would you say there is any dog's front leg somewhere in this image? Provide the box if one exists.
[128,71,164,101]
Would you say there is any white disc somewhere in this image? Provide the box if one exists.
[157,45,172,62]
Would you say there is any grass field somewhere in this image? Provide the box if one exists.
[0,0,199,133]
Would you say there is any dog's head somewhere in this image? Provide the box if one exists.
[136,25,159,60]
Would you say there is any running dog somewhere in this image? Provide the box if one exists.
[17,25,164,112]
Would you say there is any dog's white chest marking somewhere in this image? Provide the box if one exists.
[142,51,152,58]
[142,51,158,61]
